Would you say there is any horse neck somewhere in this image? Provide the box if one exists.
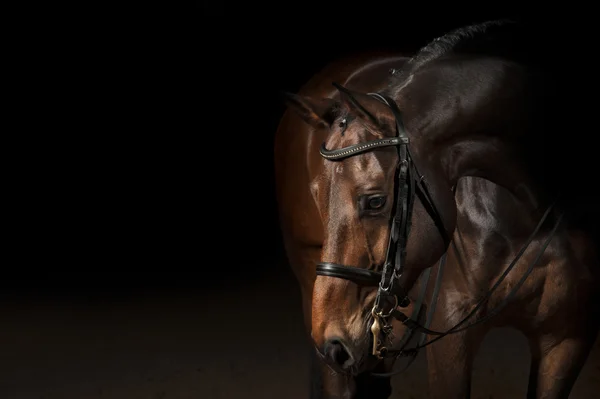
[397,57,553,213]
[450,176,546,289]
[439,134,548,212]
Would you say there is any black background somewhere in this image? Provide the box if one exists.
[183,4,523,290]
[3,6,600,399]
[5,4,577,296]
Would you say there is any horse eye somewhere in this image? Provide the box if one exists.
[367,196,386,210]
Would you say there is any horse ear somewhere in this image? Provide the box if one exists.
[282,92,338,129]
[332,83,381,128]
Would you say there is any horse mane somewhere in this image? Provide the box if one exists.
[385,19,526,95]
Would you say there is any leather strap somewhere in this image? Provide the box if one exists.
[316,263,381,286]
[320,138,405,160]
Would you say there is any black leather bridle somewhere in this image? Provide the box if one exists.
[316,85,450,362]
[314,83,563,376]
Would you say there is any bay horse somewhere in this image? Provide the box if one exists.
[274,20,599,398]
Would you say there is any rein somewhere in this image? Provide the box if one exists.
[314,83,563,377]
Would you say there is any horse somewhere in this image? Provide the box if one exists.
[275,50,415,398]
[274,20,600,398]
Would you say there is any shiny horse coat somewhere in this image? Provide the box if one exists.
[275,20,599,399]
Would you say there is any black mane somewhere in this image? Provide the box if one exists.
[408,20,514,69]
[386,19,534,94]
[379,19,599,223]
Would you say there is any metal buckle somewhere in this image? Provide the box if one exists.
[376,295,398,319]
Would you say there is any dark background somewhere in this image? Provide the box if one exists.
[157,3,526,289]
[7,3,535,297]
[2,5,599,399]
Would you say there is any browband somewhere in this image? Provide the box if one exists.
[320,137,408,160]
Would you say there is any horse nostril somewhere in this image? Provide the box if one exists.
[324,338,355,370]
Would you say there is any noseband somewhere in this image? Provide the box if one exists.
[314,84,563,374]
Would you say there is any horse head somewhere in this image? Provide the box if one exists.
[284,84,457,375]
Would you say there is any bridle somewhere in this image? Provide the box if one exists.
[314,83,563,377]
[316,85,450,360]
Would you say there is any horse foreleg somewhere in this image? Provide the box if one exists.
[425,328,485,399]
[526,330,598,399]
